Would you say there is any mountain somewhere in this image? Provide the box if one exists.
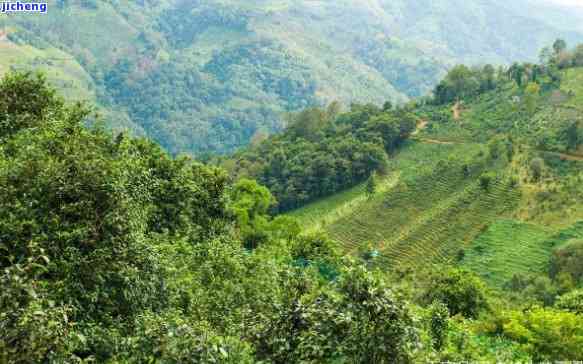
[1,0,583,154]
[3,50,583,362]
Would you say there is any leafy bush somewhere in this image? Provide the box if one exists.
[503,307,583,361]
[422,268,489,319]
[550,239,583,284]
[555,289,583,314]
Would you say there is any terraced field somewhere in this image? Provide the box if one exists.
[461,220,556,287]
[299,139,521,268]
[462,220,583,287]
[288,109,582,275]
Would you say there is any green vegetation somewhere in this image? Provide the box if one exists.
[2,0,583,155]
[3,38,583,362]
[461,220,556,287]
[1,72,427,363]
[225,104,415,211]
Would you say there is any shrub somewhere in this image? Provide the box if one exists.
[550,239,583,284]
[555,289,583,314]
[503,307,583,361]
[422,268,489,319]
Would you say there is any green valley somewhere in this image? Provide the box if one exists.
[2,0,583,154]
[2,3,583,363]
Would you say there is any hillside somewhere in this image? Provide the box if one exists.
[2,0,583,154]
[284,59,583,288]
[3,57,583,362]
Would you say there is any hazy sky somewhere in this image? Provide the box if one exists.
[543,0,583,7]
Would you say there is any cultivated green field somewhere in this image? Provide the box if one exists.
[288,69,583,287]
[461,220,583,287]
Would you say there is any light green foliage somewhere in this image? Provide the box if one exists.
[461,220,555,287]
[555,289,583,314]
[229,178,275,249]
[503,307,583,361]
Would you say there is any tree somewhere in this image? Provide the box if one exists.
[433,65,480,104]
[429,302,450,351]
[0,72,66,139]
[256,265,419,363]
[550,239,583,284]
[229,178,275,249]
[508,63,525,87]
[524,82,540,114]
[479,172,496,191]
[573,44,583,67]
[565,121,580,150]
[422,268,489,318]
[479,64,497,92]
[503,307,583,361]
[553,39,567,56]
[539,46,553,65]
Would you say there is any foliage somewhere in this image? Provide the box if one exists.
[0,72,65,139]
[503,307,583,361]
[254,265,419,363]
[555,289,583,314]
[0,247,74,363]
[227,103,415,211]
[428,302,450,351]
[365,171,378,197]
[229,178,275,249]
[421,268,489,319]
[550,239,583,284]
[433,65,498,105]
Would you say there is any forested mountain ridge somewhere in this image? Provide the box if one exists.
[1,0,583,155]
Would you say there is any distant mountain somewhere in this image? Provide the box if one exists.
[1,0,582,154]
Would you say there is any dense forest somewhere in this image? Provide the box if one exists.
[2,36,583,361]
[224,103,416,211]
[2,0,583,155]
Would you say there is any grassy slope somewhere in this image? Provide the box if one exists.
[287,69,583,286]
[0,39,94,101]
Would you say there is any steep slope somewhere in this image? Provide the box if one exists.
[1,0,583,154]
[286,65,583,286]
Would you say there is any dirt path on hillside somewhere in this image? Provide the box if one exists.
[412,119,459,145]
[412,120,428,136]
[413,137,457,145]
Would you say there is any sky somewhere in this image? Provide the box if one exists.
[543,0,583,7]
